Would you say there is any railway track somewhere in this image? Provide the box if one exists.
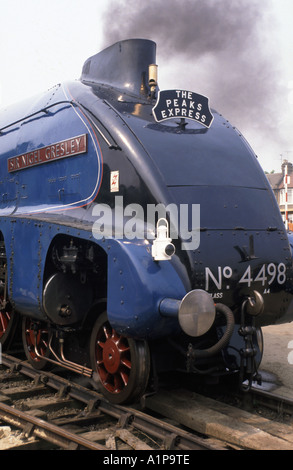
[0,353,223,451]
[1,352,293,450]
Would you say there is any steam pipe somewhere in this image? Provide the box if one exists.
[33,332,93,378]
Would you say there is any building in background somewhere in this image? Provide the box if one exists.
[266,160,293,230]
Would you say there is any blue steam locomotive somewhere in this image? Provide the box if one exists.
[0,39,292,404]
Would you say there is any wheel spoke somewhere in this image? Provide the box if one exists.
[98,366,110,383]
[111,330,120,342]
[103,324,112,340]
[0,314,6,334]
[117,339,130,353]
[121,357,131,369]
[39,338,48,355]
[119,369,130,387]
[23,319,49,362]
[0,311,10,337]
[113,373,123,392]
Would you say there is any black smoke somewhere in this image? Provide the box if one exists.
[101,0,288,169]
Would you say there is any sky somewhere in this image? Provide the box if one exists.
[0,0,292,173]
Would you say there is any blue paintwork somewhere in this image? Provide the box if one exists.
[106,239,186,338]
[0,84,103,216]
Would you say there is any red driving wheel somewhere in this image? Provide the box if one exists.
[90,312,150,404]
[22,317,51,370]
[0,306,18,349]
[97,325,131,393]
[0,310,10,340]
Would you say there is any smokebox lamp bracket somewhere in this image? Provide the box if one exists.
[152,218,175,261]
[244,291,264,317]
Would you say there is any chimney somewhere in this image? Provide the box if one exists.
[282,160,293,175]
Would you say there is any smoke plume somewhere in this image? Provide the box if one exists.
[101,0,290,170]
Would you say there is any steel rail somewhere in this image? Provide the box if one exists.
[250,386,293,416]
[0,400,106,450]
